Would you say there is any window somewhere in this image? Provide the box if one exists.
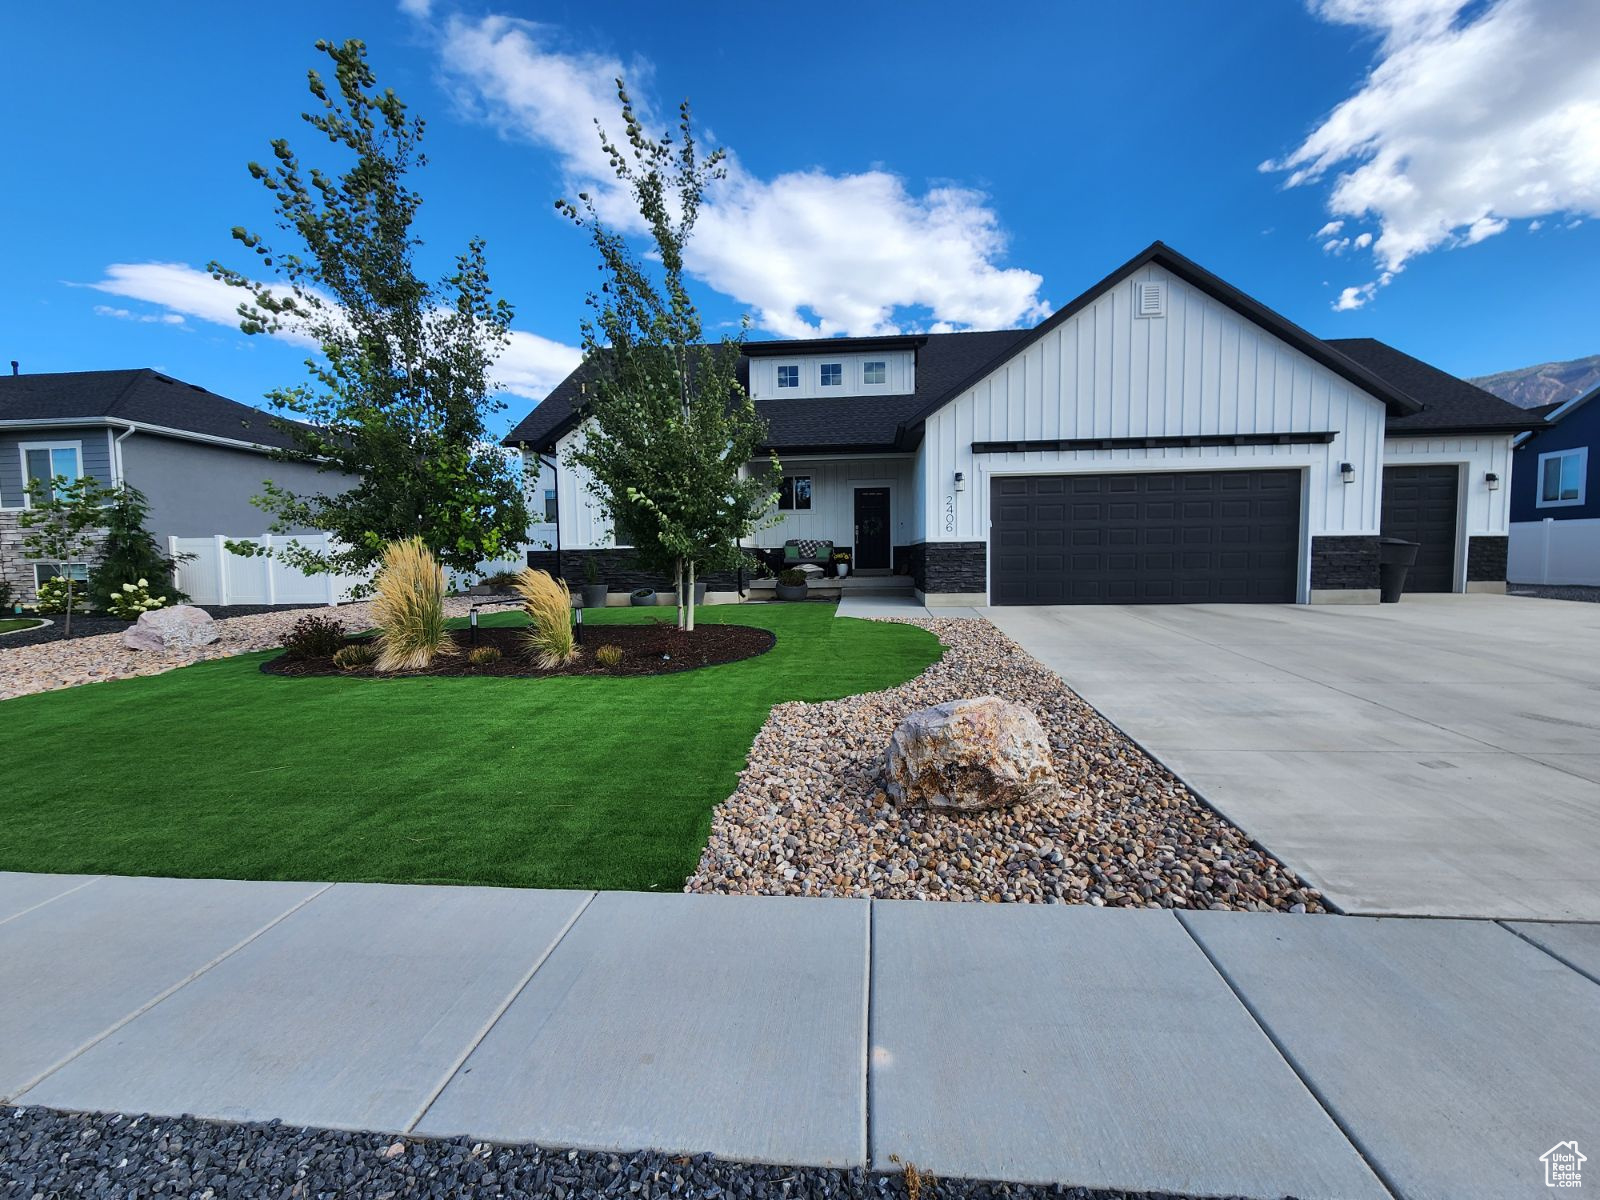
[21,442,82,505]
[1538,447,1587,507]
[862,360,887,385]
[34,562,89,588]
[777,364,800,389]
[778,475,812,511]
[544,489,559,522]
[820,363,843,387]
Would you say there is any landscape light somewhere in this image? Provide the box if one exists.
[469,605,480,646]
[574,604,583,644]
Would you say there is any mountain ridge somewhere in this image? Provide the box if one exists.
[1470,353,1600,409]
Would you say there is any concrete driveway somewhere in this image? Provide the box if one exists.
[984,595,1600,920]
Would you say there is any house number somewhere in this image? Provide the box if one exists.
[943,494,956,535]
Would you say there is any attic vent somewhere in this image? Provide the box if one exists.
[1134,280,1166,318]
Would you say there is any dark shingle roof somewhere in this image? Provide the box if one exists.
[0,368,305,450]
[1324,339,1539,434]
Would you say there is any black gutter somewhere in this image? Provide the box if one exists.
[971,431,1339,454]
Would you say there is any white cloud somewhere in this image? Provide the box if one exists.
[82,262,579,399]
[397,0,432,16]
[435,14,1049,337]
[1314,220,1346,237]
[93,304,185,326]
[1268,0,1600,308]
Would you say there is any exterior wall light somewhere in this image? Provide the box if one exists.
[1340,462,1355,485]
[954,470,966,492]
[1485,472,1500,491]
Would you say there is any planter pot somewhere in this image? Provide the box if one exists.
[630,589,658,607]
[580,584,609,609]
[835,563,850,578]
[678,581,708,606]
[776,583,809,602]
[1377,537,1420,604]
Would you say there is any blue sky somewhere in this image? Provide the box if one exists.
[3,0,1596,434]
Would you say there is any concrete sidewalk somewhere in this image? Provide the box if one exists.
[3,872,1597,1200]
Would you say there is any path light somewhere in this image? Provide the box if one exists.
[1340,462,1355,485]
[1485,472,1500,491]
[469,605,480,646]
[574,604,583,645]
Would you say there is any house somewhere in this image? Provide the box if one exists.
[0,367,337,602]
[505,242,1535,606]
[1509,384,1600,586]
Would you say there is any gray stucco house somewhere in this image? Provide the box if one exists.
[0,367,333,602]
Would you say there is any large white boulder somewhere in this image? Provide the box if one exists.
[880,695,1058,812]
[123,604,219,652]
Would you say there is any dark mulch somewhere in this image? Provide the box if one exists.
[0,614,130,646]
[262,621,776,679]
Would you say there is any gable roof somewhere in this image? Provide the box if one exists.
[0,368,307,451]
[1324,339,1538,435]
[1542,382,1600,426]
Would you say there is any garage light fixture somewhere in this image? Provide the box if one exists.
[954,470,966,492]
[1339,462,1355,484]
[1485,472,1500,491]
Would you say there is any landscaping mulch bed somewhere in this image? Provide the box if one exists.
[688,617,1325,912]
[262,621,776,679]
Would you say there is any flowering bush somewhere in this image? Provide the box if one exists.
[33,576,84,615]
[105,578,168,621]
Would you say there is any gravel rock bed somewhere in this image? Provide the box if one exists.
[0,1107,1216,1200]
[1509,583,1600,603]
[0,598,515,702]
[688,618,1323,912]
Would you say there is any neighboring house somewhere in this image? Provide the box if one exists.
[1509,384,1600,585]
[0,367,339,602]
[505,242,1534,606]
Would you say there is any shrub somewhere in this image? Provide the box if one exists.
[87,484,188,610]
[33,576,84,615]
[482,570,520,589]
[332,642,377,671]
[284,613,347,658]
[778,568,808,587]
[372,538,456,672]
[105,578,168,621]
[595,643,623,669]
[513,568,577,669]
[467,645,502,667]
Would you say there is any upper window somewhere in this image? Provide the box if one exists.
[1538,447,1587,508]
[778,475,812,511]
[777,365,800,389]
[543,488,559,523]
[819,363,843,387]
[22,443,83,505]
[862,360,887,385]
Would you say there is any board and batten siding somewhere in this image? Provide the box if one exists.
[747,456,916,549]
[0,426,116,509]
[747,350,914,400]
[1383,434,1514,537]
[917,263,1390,545]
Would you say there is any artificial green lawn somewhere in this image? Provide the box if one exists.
[1,603,940,891]
[0,618,46,634]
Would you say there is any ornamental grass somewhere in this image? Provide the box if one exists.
[514,568,577,669]
[372,538,456,672]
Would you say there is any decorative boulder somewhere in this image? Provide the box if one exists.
[123,604,219,652]
[881,696,1058,812]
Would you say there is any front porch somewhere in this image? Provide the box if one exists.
[745,572,915,601]
[745,454,917,576]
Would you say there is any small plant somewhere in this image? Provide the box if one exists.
[584,556,600,585]
[332,642,377,671]
[778,568,807,587]
[595,643,623,668]
[284,613,347,658]
[33,575,81,615]
[0,581,14,612]
[467,645,502,667]
[372,538,456,672]
[514,568,577,669]
[832,550,851,564]
[482,570,519,589]
[105,578,168,621]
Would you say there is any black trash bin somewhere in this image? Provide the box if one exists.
[1377,537,1420,603]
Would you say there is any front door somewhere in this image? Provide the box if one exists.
[853,487,891,570]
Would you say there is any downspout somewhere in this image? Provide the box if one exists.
[111,419,137,487]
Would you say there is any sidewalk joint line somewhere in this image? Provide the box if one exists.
[401,889,598,1136]
[1496,920,1600,987]
[0,875,105,930]
[4,880,335,1105]
[1173,910,1403,1200]
[861,898,874,1171]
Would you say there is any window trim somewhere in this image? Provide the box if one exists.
[543,488,559,523]
[776,364,801,389]
[1536,447,1588,508]
[862,359,888,386]
[819,362,844,388]
[17,440,85,509]
[34,562,90,588]
[778,474,813,512]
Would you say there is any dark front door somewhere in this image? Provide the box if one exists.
[1381,464,1460,593]
[853,487,891,570]
[990,469,1302,605]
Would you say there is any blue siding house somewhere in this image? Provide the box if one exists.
[1509,385,1600,585]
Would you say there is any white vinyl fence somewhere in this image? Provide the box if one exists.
[1508,518,1600,586]
[171,533,547,606]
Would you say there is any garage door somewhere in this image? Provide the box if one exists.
[990,470,1302,605]
[1381,464,1459,593]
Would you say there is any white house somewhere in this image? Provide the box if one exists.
[505,242,1534,606]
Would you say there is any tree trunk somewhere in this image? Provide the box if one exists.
[686,559,696,632]
[673,558,684,630]
[63,575,74,638]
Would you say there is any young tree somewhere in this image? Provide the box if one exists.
[87,484,189,611]
[19,474,114,637]
[210,38,528,589]
[560,84,776,631]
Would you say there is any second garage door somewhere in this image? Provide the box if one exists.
[990,469,1302,605]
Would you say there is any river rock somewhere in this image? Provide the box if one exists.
[881,695,1058,811]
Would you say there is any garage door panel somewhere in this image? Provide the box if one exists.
[1381,465,1459,594]
[990,469,1302,605]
